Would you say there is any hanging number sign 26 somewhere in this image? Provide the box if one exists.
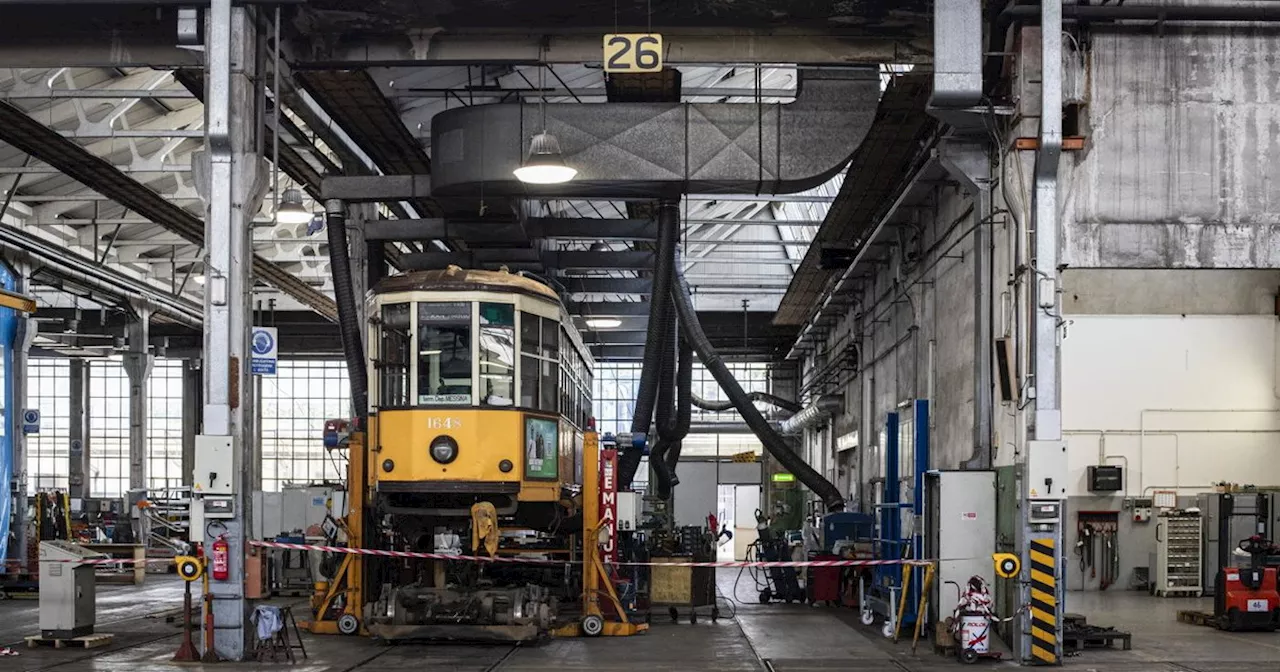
[603,33,663,73]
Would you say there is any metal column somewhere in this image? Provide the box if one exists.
[68,360,88,499]
[200,0,264,659]
[123,304,152,492]
[1023,0,1065,665]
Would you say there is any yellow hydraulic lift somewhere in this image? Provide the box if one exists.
[554,429,647,637]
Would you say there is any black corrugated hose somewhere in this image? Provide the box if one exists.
[665,333,693,486]
[692,391,803,414]
[650,296,679,499]
[620,199,679,488]
[325,200,369,423]
[670,252,846,512]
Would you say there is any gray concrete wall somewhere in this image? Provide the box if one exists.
[1065,26,1280,269]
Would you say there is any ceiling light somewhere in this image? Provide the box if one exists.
[513,132,577,185]
[274,188,312,225]
[585,317,622,329]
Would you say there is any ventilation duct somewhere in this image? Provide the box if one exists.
[778,395,843,435]
[430,69,879,198]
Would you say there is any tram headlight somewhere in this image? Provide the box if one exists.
[430,435,459,464]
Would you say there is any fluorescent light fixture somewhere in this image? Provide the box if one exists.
[585,318,622,329]
[419,349,442,356]
[513,132,577,184]
[274,187,312,225]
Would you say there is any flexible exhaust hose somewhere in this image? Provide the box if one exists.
[665,333,694,485]
[651,297,679,499]
[325,199,369,421]
[621,199,679,487]
[692,392,803,414]
[671,253,846,512]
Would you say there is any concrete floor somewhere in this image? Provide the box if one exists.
[2,575,1279,671]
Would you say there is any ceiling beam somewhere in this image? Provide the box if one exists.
[0,100,338,321]
[298,30,929,68]
[401,250,654,271]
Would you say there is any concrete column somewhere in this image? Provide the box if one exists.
[199,0,265,659]
[122,304,152,492]
[68,360,88,499]
[181,360,200,487]
[938,138,995,469]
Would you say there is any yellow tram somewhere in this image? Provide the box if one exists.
[366,267,593,537]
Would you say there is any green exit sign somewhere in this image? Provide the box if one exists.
[771,473,796,483]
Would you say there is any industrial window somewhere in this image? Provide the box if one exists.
[88,357,130,497]
[147,359,185,490]
[260,360,351,492]
[478,303,515,407]
[692,362,771,423]
[418,302,472,405]
[25,358,71,493]
[378,303,411,408]
[592,362,642,437]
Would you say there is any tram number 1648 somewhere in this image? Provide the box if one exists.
[426,417,463,430]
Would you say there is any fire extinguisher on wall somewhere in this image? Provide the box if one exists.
[211,535,230,581]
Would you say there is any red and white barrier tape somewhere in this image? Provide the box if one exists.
[247,539,933,569]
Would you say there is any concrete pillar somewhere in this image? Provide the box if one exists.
[198,0,265,659]
[181,360,200,487]
[123,303,152,492]
[68,360,88,500]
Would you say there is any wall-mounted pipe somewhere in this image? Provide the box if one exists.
[671,252,845,512]
[325,199,369,420]
[778,395,843,435]
[1001,4,1280,25]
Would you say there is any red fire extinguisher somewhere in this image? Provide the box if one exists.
[211,536,230,581]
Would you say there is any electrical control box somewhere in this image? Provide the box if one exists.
[1131,497,1153,523]
[193,435,234,495]
[1025,440,1067,499]
[616,491,640,532]
[1087,465,1123,492]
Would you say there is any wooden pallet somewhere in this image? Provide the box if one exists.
[1063,628,1131,651]
[25,633,114,649]
[1177,609,1217,627]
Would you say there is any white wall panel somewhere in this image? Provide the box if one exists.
[1061,315,1280,496]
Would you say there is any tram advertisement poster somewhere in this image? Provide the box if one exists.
[524,417,559,480]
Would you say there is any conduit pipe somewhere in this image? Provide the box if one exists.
[671,252,845,512]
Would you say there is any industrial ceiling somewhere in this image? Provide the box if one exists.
[0,1,933,360]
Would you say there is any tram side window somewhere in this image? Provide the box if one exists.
[418,302,472,405]
[520,312,539,409]
[479,303,515,406]
[378,303,411,407]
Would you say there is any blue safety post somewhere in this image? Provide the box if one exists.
[0,259,18,572]
[909,399,930,623]
[875,411,901,602]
